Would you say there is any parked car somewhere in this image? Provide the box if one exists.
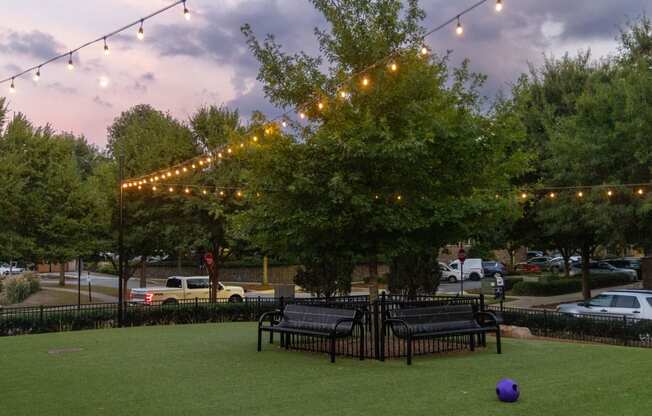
[557,289,652,319]
[603,257,642,280]
[439,262,460,283]
[0,263,25,276]
[448,258,484,281]
[527,256,553,271]
[527,250,544,259]
[568,261,637,281]
[130,276,245,304]
[514,263,541,274]
[482,261,507,278]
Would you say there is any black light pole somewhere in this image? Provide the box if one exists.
[118,155,125,326]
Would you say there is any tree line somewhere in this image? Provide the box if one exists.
[0,1,650,300]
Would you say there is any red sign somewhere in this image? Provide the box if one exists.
[204,252,214,266]
[457,247,466,263]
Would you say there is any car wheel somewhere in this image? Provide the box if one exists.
[162,298,178,305]
[229,294,243,303]
[448,276,457,283]
[469,273,481,281]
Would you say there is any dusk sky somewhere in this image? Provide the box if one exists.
[0,0,649,147]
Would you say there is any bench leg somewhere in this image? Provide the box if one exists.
[470,333,475,352]
[406,336,412,366]
[330,336,336,363]
[270,330,274,345]
[495,328,502,354]
[257,327,262,351]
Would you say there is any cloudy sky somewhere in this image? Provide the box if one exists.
[0,0,648,146]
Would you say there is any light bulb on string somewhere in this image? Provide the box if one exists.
[607,190,613,197]
[389,62,398,72]
[281,121,287,128]
[103,37,110,56]
[183,1,191,20]
[137,20,145,40]
[9,78,15,94]
[420,46,429,56]
[549,192,556,199]
[577,191,584,198]
[67,53,74,70]
[637,188,645,196]
[495,0,503,12]
[317,102,324,110]
[362,77,370,87]
[184,188,190,194]
[456,16,464,36]
[299,112,306,119]
[33,67,41,82]
[99,75,110,88]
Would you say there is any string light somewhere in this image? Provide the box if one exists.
[67,53,74,70]
[389,62,398,72]
[184,188,190,194]
[521,192,528,199]
[637,189,645,196]
[362,77,370,87]
[607,190,613,197]
[317,102,324,110]
[9,78,15,93]
[420,46,429,56]
[281,121,287,128]
[183,1,191,20]
[168,187,174,193]
[103,37,110,56]
[137,20,145,40]
[549,192,556,199]
[99,75,110,88]
[339,90,348,98]
[152,186,157,191]
[33,67,40,82]
[577,191,584,198]
[495,0,503,12]
[456,16,464,36]
[299,112,306,119]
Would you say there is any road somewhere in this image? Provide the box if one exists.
[44,272,482,298]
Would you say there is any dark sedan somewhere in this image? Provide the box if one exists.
[482,261,507,277]
[603,258,641,280]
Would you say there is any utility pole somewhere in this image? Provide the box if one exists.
[118,155,125,326]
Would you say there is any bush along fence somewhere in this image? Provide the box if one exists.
[490,305,652,348]
[1,294,651,356]
[510,273,634,296]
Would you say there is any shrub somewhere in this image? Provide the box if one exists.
[96,262,117,275]
[510,273,633,296]
[294,255,353,298]
[2,274,41,304]
[388,252,440,297]
[503,277,524,292]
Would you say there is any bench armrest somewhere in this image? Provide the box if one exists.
[258,309,282,327]
[475,311,500,327]
[385,318,412,337]
[332,317,356,335]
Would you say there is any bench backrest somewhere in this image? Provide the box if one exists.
[389,304,476,325]
[282,304,357,333]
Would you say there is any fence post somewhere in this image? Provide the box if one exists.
[380,292,386,361]
[373,297,380,360]
[543,309,548,337]
[479,294,485,312]
[39,305,44,326]
[623,315,628,346]
[280,296,285,312]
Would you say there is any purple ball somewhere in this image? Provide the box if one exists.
[496,379,520,402]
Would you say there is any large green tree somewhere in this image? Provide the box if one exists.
[241,0,526,297]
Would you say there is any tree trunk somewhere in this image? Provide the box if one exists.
[58,261,66,286]
[581,244,592,300]
[177,249,182,274]
[139,260,146,288]
[208,243,220,302]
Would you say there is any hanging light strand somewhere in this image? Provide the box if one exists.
[123,0,502,185]
[0,0,188,85]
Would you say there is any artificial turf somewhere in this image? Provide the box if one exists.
[0,322,649,415]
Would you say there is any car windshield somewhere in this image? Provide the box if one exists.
[588,294,613,307]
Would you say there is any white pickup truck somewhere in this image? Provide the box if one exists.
[129,276,245,304]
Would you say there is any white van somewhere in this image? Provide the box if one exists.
[448,258,484,281]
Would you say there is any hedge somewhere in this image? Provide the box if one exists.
[510,273,633,296]
[0,300,278,337]
[0,273,40,304]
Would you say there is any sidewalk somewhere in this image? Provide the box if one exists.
[503,282,643,309]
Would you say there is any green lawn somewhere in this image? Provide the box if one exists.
[1,323,650,416]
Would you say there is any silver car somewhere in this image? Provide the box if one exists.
[557,290,652,319]
[568,261,637,281]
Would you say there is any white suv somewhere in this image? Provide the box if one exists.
[557,290,652,320]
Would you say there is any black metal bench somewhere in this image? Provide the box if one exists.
[383,304,501,365]
[258,304,364,363]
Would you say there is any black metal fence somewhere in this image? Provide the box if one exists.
[490,305,652,348]
[2,295,651,359]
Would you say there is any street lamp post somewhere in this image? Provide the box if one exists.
[118,155,125,326]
